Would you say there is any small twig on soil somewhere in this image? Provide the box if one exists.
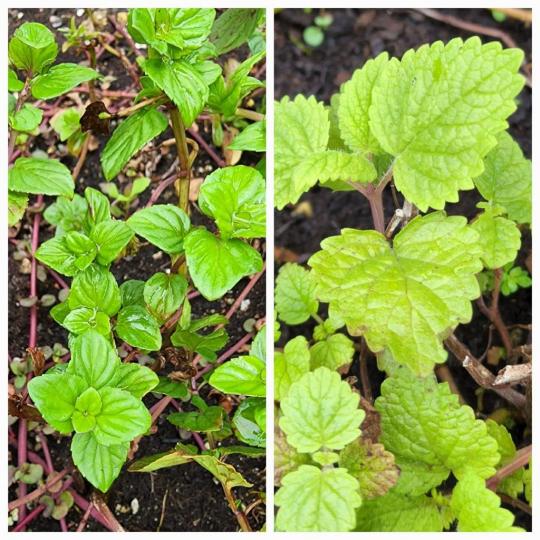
[91,492,125,532]
[146,173,185,208]
[486,444,531,491]
[12,504,46,532]
[224,264,266,323]
[72,135,91,181]
[187,127,226,168]
[222,484,252,532]
[76,501,94,532]
[157,489,169,531]
[493,363,532,387]
[489,8,532,24]
[444,333,526,409]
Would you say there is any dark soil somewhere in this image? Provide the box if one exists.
[9,8,266,532]
[275,8,531,531]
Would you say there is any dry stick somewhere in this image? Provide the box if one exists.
[72,135,91,181]
[76,501,94,532]
[486,444,531,491]
[445,333,526,409]
[69,489,115,531]
[495,8,532,23]
[222,484,253,532]
[12,504,46,532]
[499,493,532,515]
[187,127,226,168]
[91,492,125,532]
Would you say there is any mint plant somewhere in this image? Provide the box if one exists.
[275,36,531,532]
[9,8,265,531]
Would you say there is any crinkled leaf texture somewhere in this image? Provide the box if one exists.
[369,37,524,211]
[474,132,531,224]
[279,367,365,453]
[310,333,354,371]
[274,336,310,401]
[376,369,500,493]
[355,491,444,532]
[9,157,74,197]
[451,473,523,531]
[274,426,311,486]
[275,95,375,209]
[275,263,318,325]
[275,465,361,532]
[309,212,483,375]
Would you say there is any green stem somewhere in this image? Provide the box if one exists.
[169,107,191,214]
[235,107,264,121]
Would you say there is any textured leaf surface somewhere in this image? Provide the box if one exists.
[451,473,522,531]
[338,52,389,153]
[369,37,524,211]
[115,305,162,351]
[274,336,310,401]
[10,103,43,132]
[8,191,28,227]
[8,22,58,73]
[63,307,110,336]
[474,132,531,224]
[168,406,224,432]
[355,491,443,532]
[198,165,265,239]
[471,207,521,269]
[127,204,190,254]
[110,363,158,400]
[31,63,99,99]
[275,465,361,532]
[280,367,364,452]
[309,212,483,374]
[144,272,187,323]
[376,369,500,484]
[69,266,121,316]
[209,355,266,397]
[71,432,128,492]
[90,220,134,265]
[274,426,310,486]
[9,157,74,197]
[184,228,262,300]
[275,263,318,325]
[101,106,168,180]
[310,333,354,371]
[227,120,266,151]
[339,439,399,499]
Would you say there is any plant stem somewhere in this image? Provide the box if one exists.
[8,77,31,162]
[169,107,192,214]
[115,95,165,117]
[222,484,252,532]
[486,444,531,491]
[235,107,264,121]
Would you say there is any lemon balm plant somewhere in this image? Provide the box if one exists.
[274,37,531,532]
[8,8,265,531]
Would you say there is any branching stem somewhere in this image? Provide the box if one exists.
[169,107,192,214]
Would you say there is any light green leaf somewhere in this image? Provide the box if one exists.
[10,103,43,132]
[35,236,87,277]
[275,263,318,325]
[71,432,129,492]
[198,165,265,239]
[31,63,99,99]
[227,120,266,152]
[152,377,189,399]
[474,132,531,224]
[127,204,190,254]
[69,265,121,316]
[170,324,228,361]
[232,397,266,447]
[120,279,146,307]
[168,406,224,432]
[8,191,28,227]
[339,439,399,499]
[27,373,87,433]
[376,369,500,484]
[355,491,444,532]
[369,37,524,211]
[68,330,120,389]
[310,333,354,371]
[274,426,311,486]
[50,107,81,141]
[451,473,522,531]
[275,465,361,532]
[210,8,263,55]
[471,206,521,269]
[90,220,134,265]
[280,367,364,452]
[8,22,58,74]
[93,387,151,445]
[83,187,111,231]
[144,272,187,323]
[209,355,266,396]
[110,363,158,399]
[101,106,168,180]
[9,157,74,197]
[64,231,97,270]
[338,52,389,153]
[251,325,266,363]
[309,212,483,374]
[274,336,310,401]
[155,9,216,53]
[8,68,24,92]
[142,58,208,126]
[115,305,162,351]
[63,307,110,336]
[44,194,87,234]
[184,228,262,301]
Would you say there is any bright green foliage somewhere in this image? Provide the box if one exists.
[451,474,523,531]
[115,305,162,351]
[227,120,265,152]
[280,367,364,453]
[274,426,311,486]
[8,192,28,227]
[376,369,500,486]
[474,132,531,224]
[275,263,318,325]
[274,336,310,401]
[198,165,265,239]
[168,406,224,433]
[127,204,191,254]
[184,228,262,300]
[28,331,157,491]
[310,333,354,370]
[209,8,264,55]
[31,63,99,99]
[90,220,134,265]
[310,212,483,374]
[209,355,265,397]
[232,396,266,447]
[339,439,399,499]
[68,266,121,316]
[355,491,444,532]
[501,263,532,296]
[50,107,82,141]
[143,272,187,323]
[63,307,110,336]
[9,103,42,133]
[8,22,58,74]
[9,157,74,197]
[8,68,24,92]
[275,465,361,532]
[471,205,521,269]
[101,106,168,180]
[369,37,524,211]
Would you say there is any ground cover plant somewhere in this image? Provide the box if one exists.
[8,7,266,531]
[274,9,531,533]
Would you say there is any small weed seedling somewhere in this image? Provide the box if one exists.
[274,37,531,532]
